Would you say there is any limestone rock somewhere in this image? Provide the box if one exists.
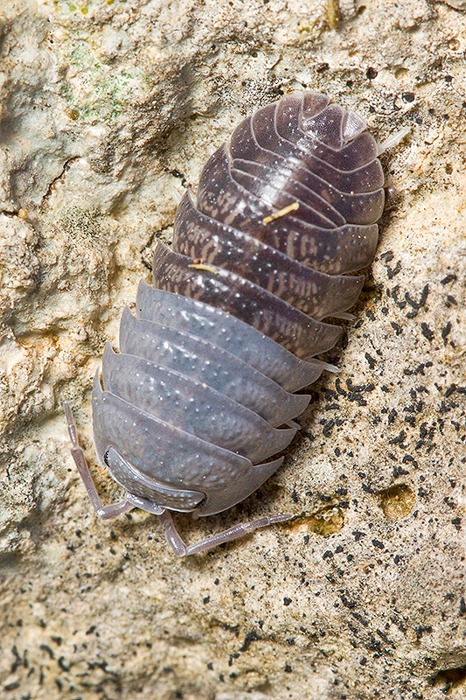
[0,1,464,699]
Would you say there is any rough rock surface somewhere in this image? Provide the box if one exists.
[0,1,465,698]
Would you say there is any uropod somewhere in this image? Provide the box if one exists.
[66,92,408,557]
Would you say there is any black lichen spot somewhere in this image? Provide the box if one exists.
[392,465,410,478]
[239,630,261,652]
[340,594,356,609]
[386,260,402,279]
[322,418,335,436]
[389,430,407,446]
[169,169,188,187]
[40,644,55,659]
[421,323,434,340]
[405,284,429,311]
[351,611,370,628]
[365,352,376,369]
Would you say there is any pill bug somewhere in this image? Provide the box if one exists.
[66,91,404,556]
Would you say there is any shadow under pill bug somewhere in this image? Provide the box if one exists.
[65,91,408,556]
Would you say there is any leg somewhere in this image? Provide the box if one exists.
[377,126,411,154]
[64,402,134,519]
[158,509,295,557]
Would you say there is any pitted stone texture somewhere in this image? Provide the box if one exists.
[0,1,464,699]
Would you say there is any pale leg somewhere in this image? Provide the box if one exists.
[159,509,295,557]
[378,126,411,154]
[64,402,134,519]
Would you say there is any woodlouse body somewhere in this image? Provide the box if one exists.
[67,92,391,556]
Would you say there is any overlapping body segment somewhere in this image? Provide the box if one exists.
[70,91,390,555]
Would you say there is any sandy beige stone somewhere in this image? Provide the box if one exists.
[0,0,464,698]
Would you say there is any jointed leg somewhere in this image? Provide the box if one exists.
[64,402,134,519]
[159,509,295,557]
[378,126,411,154]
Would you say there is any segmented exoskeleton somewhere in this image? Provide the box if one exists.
[66,92,406,556]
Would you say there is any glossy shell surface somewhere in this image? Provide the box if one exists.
[92,92,385,517]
